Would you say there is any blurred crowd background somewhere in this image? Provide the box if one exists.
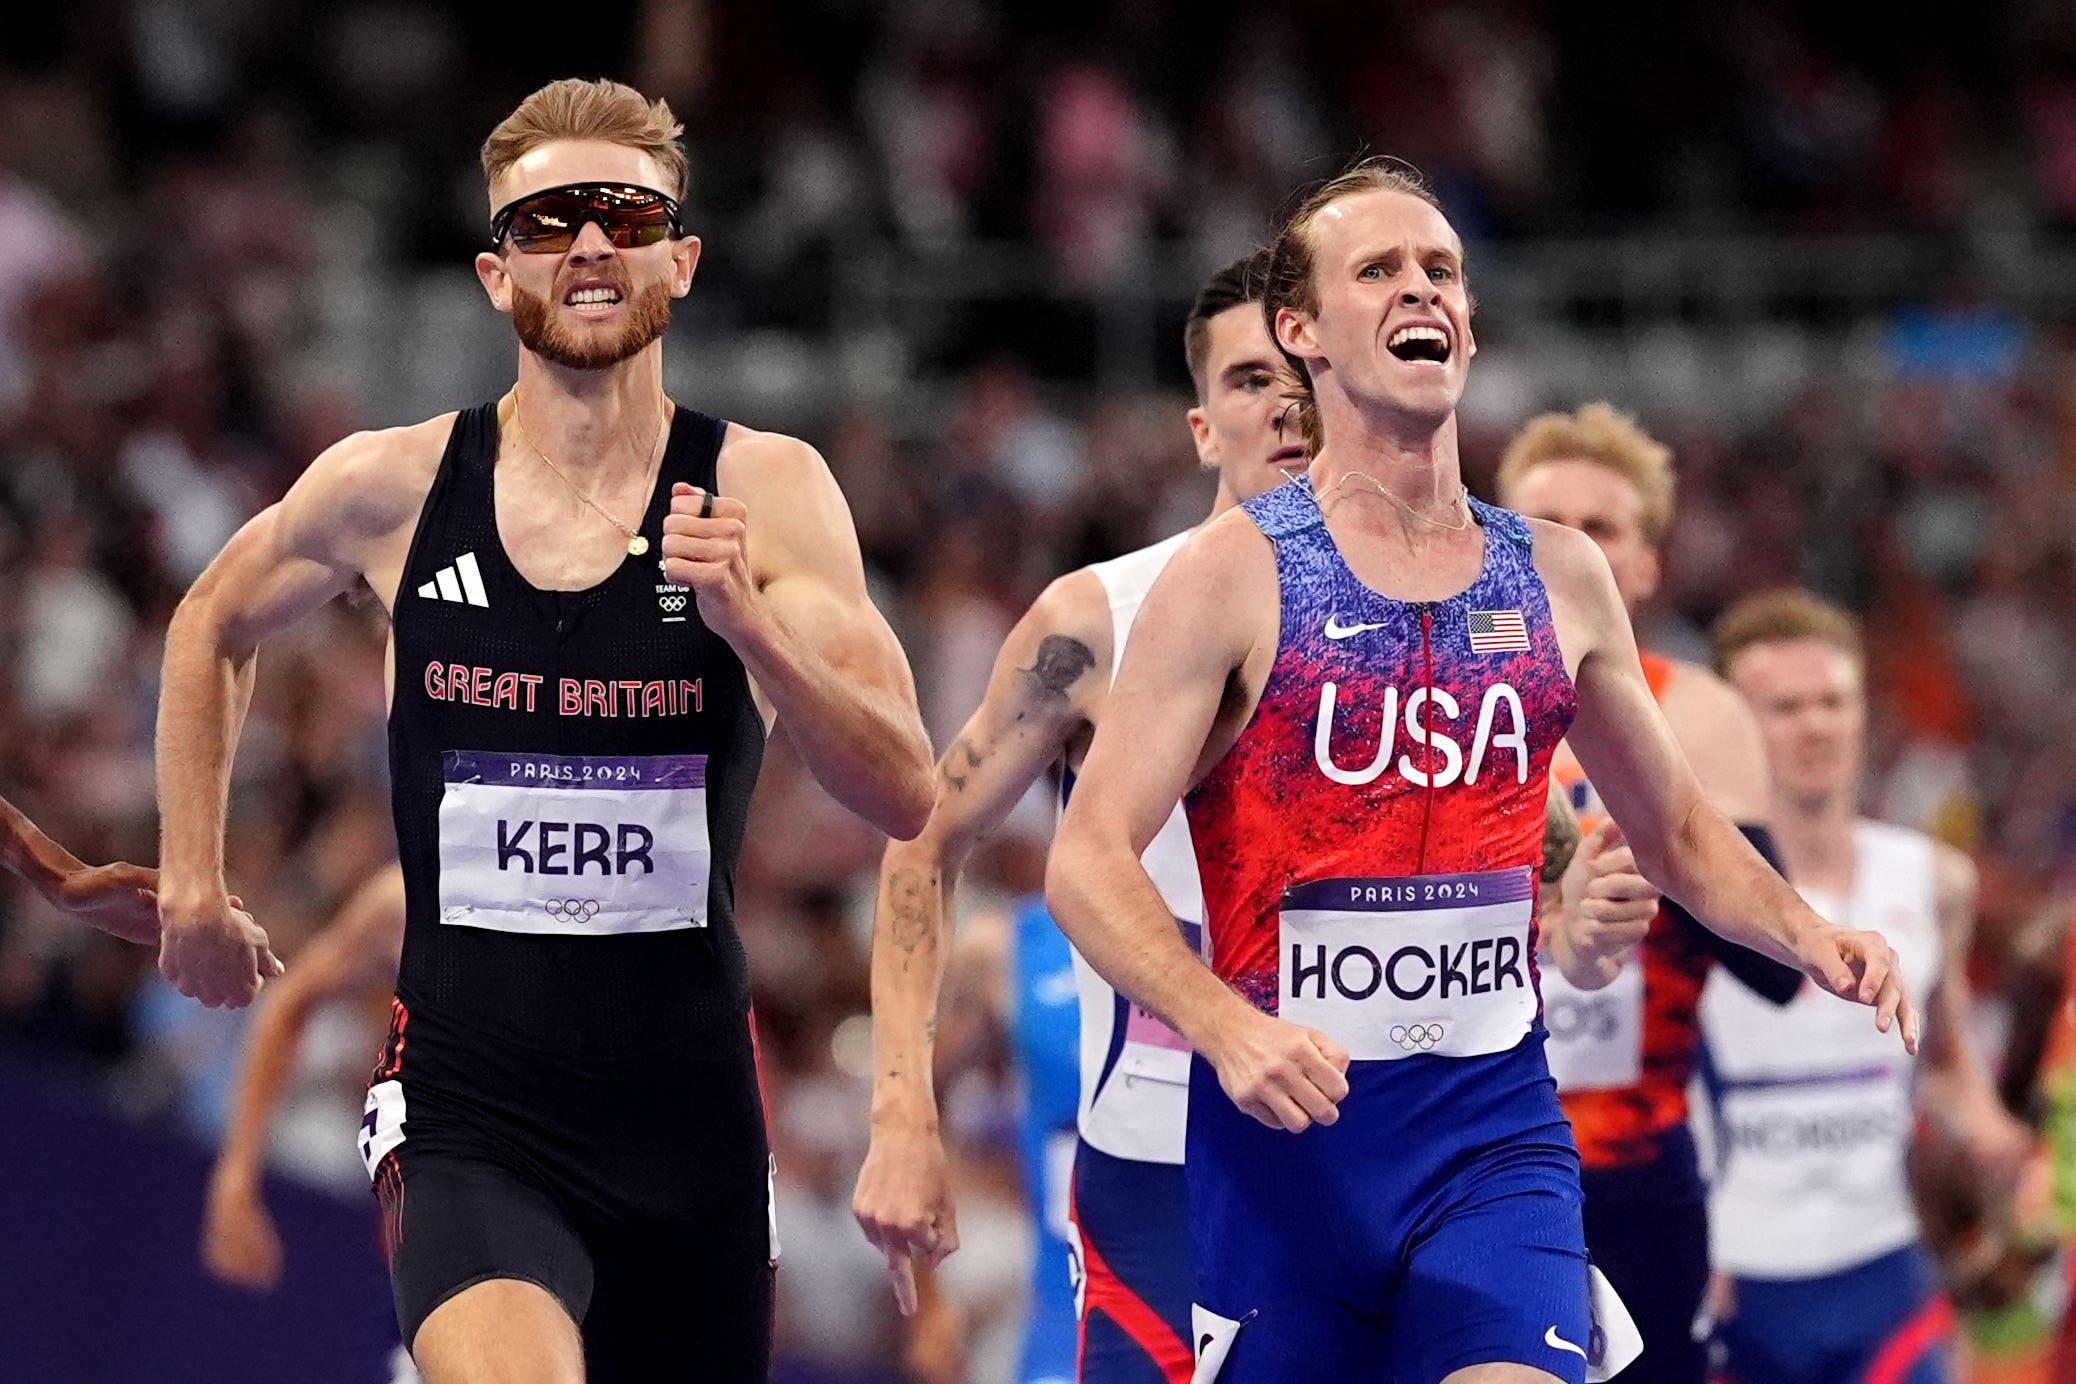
[5,1,2076,1381]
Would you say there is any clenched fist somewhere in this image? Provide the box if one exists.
[1549,821,1661,990]
[1202,1004,1351,1133]
[158,890,281,1009]
[661,484,762,643]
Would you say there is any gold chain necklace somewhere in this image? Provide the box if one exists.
[510,395,668,557]
[1316,470,1474,531]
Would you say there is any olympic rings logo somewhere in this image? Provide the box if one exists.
[546,899,601,922]
[1389,1023,1444,1051]
[659,594,687,613]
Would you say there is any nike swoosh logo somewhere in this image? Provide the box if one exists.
[1545,1326,1588,1359]
[1323,615,1390,639]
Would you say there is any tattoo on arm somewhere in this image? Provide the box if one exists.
[1021,635,1095,700]
[942,738,983,792]
[886,866,938,973]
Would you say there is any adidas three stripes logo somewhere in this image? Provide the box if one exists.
[418,552,489,607]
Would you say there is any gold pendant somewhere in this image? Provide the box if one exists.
[627,534,650,557]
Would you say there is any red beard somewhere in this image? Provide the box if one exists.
[511,279,674,370]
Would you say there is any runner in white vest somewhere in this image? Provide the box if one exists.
[852,252,1303,1384]
[1065,533,1205,1166]
[1703,589,2031,1384]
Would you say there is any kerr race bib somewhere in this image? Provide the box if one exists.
[437,750,710,936]
[1541,960,1644,1091]
[1278,867,1537,1061]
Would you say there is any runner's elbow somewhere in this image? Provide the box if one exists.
[1042,822,1108,933]
[169,574,259,666]
[1625,803,1700,894]
[1042,857,1078,935]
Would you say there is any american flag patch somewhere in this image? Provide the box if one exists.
[1468,609,1530,653]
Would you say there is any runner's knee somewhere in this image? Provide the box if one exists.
[413,1278,584,1384]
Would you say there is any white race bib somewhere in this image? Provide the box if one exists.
[1278,868,1538,1061]
[1708,1067,1920,1276]
[437,750,710,936]
[1541,961,1644,1091]
[1714,1072,1914,1196]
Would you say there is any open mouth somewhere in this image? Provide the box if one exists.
[564,285,625,312]
[1386,325,1451,365]
[1270,444,1308,466]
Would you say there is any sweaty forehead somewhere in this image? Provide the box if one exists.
[489,141,673,214]
[1312,188,1462,262]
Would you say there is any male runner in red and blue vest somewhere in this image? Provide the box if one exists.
[1047,159,1918,1384]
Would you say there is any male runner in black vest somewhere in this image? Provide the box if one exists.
[153,78,934,1384]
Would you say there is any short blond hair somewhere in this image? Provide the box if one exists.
[482,78,688,202]
[1495,403,1677,544]
[1712,588,1864,676]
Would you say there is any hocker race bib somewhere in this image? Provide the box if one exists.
[437,750,710,935]
[1278,867,1538,1061]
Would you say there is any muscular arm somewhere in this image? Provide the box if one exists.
[854,577,1107,1299]
[157,425,432,1007]
[690,432,933,839]
[204,866,406,1287]
[1539,524,1917,1049]
[869,576,1107,1132]
[1047,518,1347,1133]
[1046,523,1261,1051]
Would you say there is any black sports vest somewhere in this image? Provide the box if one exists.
[386,400,764,1104]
